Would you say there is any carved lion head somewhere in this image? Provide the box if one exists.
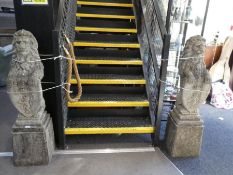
[9,29,43,80]
[12,30,39,62]
[182,35,206,58]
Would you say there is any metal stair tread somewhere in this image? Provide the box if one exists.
[75,27,136,33]
[66,116,152,128]
[65,116,154,134]
[70,74,146,84]
[77,6,134,16]
[75,85,147,95]
[68,108,150,117]
[73,94,148,101]
[68,101,149,107]
[73,43,140,48]
[75,59,142,65]
[65,127,154,135]
[78,65,143,75]
[79,74,144,79]
[76,19,135,29]
[77,1,133,8]
[75,33,139,43]
[75,49,141,59]
[77,0,132,5]
[76,57,140,61]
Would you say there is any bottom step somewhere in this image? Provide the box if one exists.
[65,127,155,135]
[65,116,155,135]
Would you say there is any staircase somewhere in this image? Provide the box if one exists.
[65,0,155,137]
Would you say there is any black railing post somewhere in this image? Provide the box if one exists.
[155,34,171,144]
[51,0,77,149]
[134,0,171,145]
[166,0,173,33]
[52,30,65,149]
[132,0,142,34]
[182,0,192,45]
[201,0,211,36]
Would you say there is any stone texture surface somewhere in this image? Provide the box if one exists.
[166,35,211,157]
[7,30,54,166]
[176,35,211,115]
[7,30,45,119]
[166,112,204,157]
[13,113,54,166]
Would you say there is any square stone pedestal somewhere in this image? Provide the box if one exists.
[12,113,54,166]
[165,111,204,157]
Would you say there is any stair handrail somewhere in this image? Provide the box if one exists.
[133,0,171,144]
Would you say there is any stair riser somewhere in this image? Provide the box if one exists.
[76,19,136,29]
[70,85,147,94]
[75,48,141,58]
[68,108,150,117]
[77,65,143,75]
[75,33,138,42]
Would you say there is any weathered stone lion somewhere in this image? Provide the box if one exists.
[166,36,211,157]
[175,35,211,114]
[7,30,45,118]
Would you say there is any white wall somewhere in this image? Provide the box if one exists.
[204,0,233,43]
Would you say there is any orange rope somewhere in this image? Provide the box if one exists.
[63,34,82,102]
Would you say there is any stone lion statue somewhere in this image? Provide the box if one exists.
[175,35,211,114]
[7,30,45,118]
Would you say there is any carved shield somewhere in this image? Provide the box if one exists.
[7,78,45,118]
[181,84,200,113]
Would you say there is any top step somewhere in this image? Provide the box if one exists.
[77,0,133,8]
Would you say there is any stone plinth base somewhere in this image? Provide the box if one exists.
[165,110,204,157]
[12,112,54,166]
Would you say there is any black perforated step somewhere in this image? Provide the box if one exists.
[66,116,152,128]
[71,85,147,95]
[79,74,144,80]
[75,48,141,60]
[68,108,150,117]
[75,33,138,43]
[77,65,143,76]
[76,19,136,29]
[76,94,148,101]
[77,6,134,16]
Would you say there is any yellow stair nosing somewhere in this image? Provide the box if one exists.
[73,42,140,48]
[75,26,137,33]
[68,101,149,107]
[65,127,155,135]
[75,59,143,65]
[70,79,146,85]
[77,1,133,8]
[76,13,135,20]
